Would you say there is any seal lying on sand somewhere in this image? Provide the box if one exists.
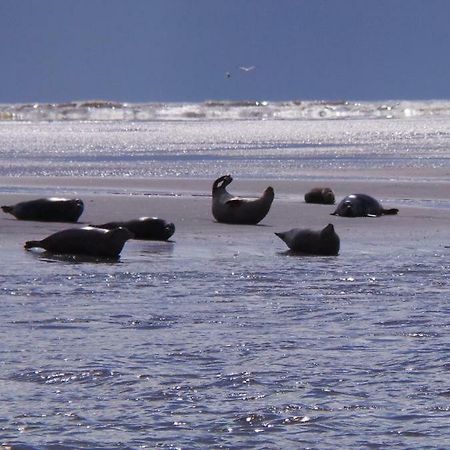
[304,187,335,205]
[275,223,340,256]
[90,217,175,241]
[212,175,274,224]
[331,194,399,217]
[24,227,133,258]
[2,197,84,222]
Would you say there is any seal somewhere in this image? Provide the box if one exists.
[90,217,175,241]
[1,197,84,222]
[212,175,274,224]
[304,187,335,205]
[24,226,133,258]
[331,194,399,217]
[275,223,340,256]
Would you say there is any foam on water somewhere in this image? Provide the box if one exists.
[2,99,450,122]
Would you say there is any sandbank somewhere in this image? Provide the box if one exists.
[1,175,449,259]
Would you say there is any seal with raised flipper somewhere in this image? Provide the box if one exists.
[304,187,335,205]
[24,226,133,258]
[212,175,274,224]
[331,194,398,217]
[275,223,340,256]
[2,197,84,222]
[90,217,175,241]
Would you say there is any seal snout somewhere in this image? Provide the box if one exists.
[342,202,354,217]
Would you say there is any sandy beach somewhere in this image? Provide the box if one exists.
[2,175,449,257]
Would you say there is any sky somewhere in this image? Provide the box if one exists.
[1,0,450,103]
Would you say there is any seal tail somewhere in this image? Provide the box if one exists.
[383,208,399,215]
[1,205,13,214]
[24,240,42,250]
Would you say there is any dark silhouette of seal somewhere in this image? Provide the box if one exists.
[331,194,399,217]
[275,223,340,256]
[304,187,335,205]
[24,226,133,258]
[2,197,84,222]
[90,217,175,241]
[212,175,274,224]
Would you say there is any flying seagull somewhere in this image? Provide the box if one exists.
[239,65,256,72]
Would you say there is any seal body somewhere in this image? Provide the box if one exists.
[304,187,335,205]
[24,226,133,258]
[91,217,175,241]
[275,223,340,256]
[2,197,84,222]
[212,175,274,224]
[331,194,399,217]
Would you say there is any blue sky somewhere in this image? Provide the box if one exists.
[1,0,450,103]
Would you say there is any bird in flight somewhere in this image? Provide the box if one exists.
[239,65,256,72]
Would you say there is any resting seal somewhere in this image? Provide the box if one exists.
[24,226,133,258]
[275,223,340,256]
[212,175,274,224]
[331,194,399,217]
[2,197,84,222]
[304,187,335,205]
[90,217,175,241]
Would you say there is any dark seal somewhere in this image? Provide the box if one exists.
[2,197,84,222]
[275,223,340,256]
[212,175,274,225]
[24,226,133,258]
[91,217,175,241]
[331,194,399,217]
[304,187,335,205]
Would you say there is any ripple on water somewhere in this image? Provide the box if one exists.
[10,368,118,385]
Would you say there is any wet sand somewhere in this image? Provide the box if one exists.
[1,176,449,258]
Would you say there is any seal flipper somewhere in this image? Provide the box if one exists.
[382,208,399,215]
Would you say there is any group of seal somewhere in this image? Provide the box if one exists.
[1,197,175,258]
[211,177,398,256]
[1,176,399,259]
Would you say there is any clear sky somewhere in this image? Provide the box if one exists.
[1,0,450,103]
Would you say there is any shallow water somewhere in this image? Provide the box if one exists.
[0,116,450,180]
[1,107,450,448]
[1,234,449,449]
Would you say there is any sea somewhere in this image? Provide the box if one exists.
[0,100,449,449]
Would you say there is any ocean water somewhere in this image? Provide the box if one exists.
[1,101,450,449]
